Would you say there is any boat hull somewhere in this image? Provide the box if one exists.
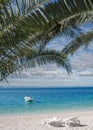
[24,96,33,102]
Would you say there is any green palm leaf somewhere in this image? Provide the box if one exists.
[0,49,71,81]
[61,29,93,56]
[0,0,49,29]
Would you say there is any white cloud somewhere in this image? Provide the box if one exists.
[70,42,93,70]
[76,69,93,76]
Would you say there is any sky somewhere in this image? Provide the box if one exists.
[0,24,93,87]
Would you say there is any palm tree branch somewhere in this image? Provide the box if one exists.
[1,1,93,50]
[61,29,93,56]
[0,49,71,81]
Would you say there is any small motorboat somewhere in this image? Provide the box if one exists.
[24,96,33,102]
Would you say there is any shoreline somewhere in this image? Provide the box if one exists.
[0,107,93,116]
[0,109,93,130]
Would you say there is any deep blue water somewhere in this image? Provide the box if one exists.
[0,87,93,115]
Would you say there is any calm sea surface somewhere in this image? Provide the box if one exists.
[0,87,93,115]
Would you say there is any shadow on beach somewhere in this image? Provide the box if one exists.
[49,122,88,128]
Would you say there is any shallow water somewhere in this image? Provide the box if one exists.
[0,87,93,114]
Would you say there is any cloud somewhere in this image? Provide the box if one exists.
[70,42,93,70]
[76,69,93,76]
[10,64,70,79]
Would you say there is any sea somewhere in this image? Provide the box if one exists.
[0,87,93,115]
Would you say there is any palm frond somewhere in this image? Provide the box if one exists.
[1,0,93,49]
[61,29,93,56]
[0,0,49,29]
[0,49,71,81]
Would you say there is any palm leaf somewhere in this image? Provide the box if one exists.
[61,29,93,56]
[1,0,93,51]
[0,0,49,29]
[0,49,71,81]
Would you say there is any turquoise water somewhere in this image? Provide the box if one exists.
[0,87,93,114]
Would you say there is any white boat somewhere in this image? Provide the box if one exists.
[24,96,33,102]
